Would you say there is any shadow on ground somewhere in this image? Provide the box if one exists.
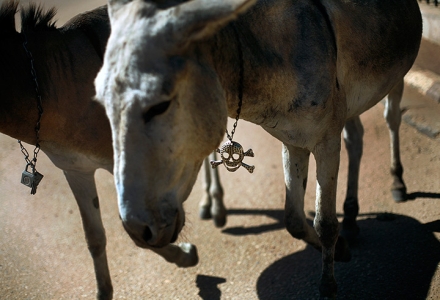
[221,209,285,235]
[256,213,440,299]
[407,191,440,200]
[196,275,226,300]
[222,191,440,236]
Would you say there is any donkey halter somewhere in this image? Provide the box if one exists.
[210,23,255,174]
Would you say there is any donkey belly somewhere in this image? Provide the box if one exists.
[43,142,113,174]
[344,77,400,119]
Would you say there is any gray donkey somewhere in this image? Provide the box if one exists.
[95,0,422,298]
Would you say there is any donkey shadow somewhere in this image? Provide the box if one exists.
[221,209,285,235]
[222,191,440,236]
[196,275,227,300]
[407,191,440,200]
[256,213,440,299]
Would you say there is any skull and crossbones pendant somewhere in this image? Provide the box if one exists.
[210,140,255,173]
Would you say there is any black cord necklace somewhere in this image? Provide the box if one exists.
[18,33,44,195]
[210,24,255,174]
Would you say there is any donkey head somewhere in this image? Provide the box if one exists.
[95,0,256,248]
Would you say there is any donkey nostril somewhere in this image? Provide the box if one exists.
[142,226,153,242]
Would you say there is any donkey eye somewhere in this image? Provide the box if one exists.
[142,101,171,123]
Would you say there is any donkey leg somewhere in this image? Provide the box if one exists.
[208,152,226,227]
[148,242,199,268]
[314,135,349,298]
[282,144,321,248]
[64,170,113,300]
[282,143,349,264]
[199,156,212,220]
[384,79,407,202]
[199,152,226,227]
[341,116,364,241]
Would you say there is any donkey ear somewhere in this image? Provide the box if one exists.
[170,0,257,44]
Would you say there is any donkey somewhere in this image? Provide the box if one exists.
[0,2,199,299]
[95,0,422,297]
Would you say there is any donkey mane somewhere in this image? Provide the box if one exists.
[21,2,57,33]
[0,0,57,34]
[0,0,18,32]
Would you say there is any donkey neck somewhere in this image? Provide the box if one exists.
[195,19,293,127]
[0,31,41,144]
[0,27,112,161]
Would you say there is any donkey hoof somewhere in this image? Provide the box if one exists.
[176,243,199,268]
[211,202,227,227]
[97,288,113,300]
[334,236,351,262]
[213,214,227,228]
[319,278,337,299]
[391,187,407,203]
[340,219,360,242]
[199,205,212,220]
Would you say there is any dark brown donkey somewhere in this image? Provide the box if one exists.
[0,2,198,299]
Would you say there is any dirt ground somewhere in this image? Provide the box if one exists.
[0,1,439,299]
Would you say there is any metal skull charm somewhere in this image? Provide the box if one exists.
[210,140,255,173]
